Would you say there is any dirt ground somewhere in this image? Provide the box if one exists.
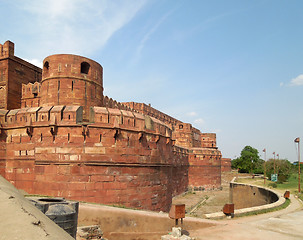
[172,171,238,217]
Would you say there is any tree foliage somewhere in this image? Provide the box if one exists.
[265,158,293,183]
[232,146,264,173]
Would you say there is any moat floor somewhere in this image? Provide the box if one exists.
[172,172,235,217]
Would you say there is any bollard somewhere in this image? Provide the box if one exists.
[169,204,185,226]
[284,191,290,199]
[223,203,234,217]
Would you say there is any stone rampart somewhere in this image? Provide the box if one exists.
[0,43,225,212]
[122,102,181,127]
[21,82,41,108]
[0,106,188,211]
[221,158,231,172]
[188,148,222,190]
[103,96,132,111]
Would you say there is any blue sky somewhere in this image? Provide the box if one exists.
[1,0,303,161]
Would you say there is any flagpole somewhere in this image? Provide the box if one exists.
[299,141,301,193]
[263,149,266,185]
[295,137,301,193]
[273,152,276,174]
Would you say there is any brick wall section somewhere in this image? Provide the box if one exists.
[188,148,222,190]
[0,41,42,110]
[21,82,41,108]
[0,106,189,211]
[0,113,7,177]
[221,158,231,172]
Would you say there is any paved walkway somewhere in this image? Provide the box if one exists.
[189,193,303,240]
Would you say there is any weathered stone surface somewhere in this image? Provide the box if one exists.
[0,40,224,212]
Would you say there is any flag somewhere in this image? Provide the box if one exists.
[295,137,300,143]
[263,148,266,152]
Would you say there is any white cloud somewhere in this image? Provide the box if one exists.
[187,111,197,117]
[279,82,284,87]
[17,0,148,58]
[290,74,303,86]
[212,128,222,133]
[194,118,205,125]
[134,7,177,62]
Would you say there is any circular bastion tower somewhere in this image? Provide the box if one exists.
[40,54,104,120]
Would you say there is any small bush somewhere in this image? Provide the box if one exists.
[268,182,277,188]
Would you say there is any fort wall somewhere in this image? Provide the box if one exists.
[0,41,225,211]
[188,148,222,190]
[221,158,232,172]
[0,106,188,211]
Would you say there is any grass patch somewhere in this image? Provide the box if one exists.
[235,199,291,218]
[297,192,303,202]
[236,173,303,194]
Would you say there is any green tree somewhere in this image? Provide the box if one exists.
[266,158,293,183]
[232,146,263,173]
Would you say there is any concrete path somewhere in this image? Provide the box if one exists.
[189,193,303,240]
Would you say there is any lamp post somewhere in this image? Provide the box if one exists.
[295,137,301,193]
[273,152,276,174]
[263,148,266,185]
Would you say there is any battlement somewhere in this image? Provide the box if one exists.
[103,96,132,111]
[1,105,173,138]
[201,133,217,148]
[122,102,181,127]
[22,82,41,98]
[21,82,41,108]
[0,41,14,59]
[1,105,83,126]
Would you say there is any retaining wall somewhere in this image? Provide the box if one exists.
[231,181,279,209]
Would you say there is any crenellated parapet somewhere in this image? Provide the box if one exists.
[122,102,181,127]
[21,82,41,108]
[103,96,132,111]
[0,41,14,59]
[200,133,217,148]
[0,104,189,211]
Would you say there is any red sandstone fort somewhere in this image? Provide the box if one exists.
[0,40,230,211]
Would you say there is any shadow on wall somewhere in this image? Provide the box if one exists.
[230,182,279,209]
